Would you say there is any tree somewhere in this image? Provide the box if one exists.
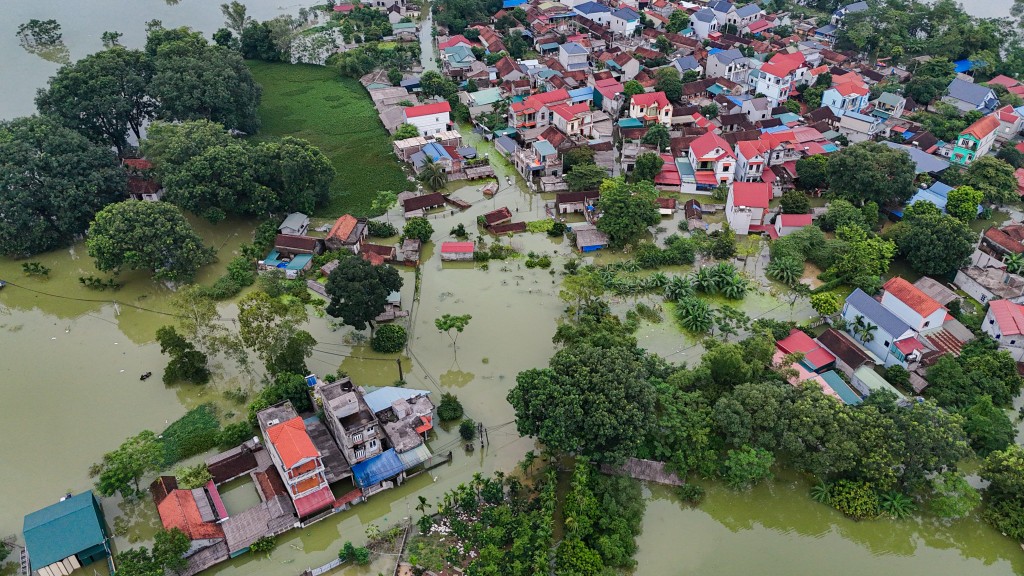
[641,123,671,151]
[655,67,682,102]
[827,142,916,207]
[623,80,644,98]
[35,47,154,155]
[435,314,472,348]
[459,418,477,441]
[87,201,214,282]
[961,395,1016,456]
[240,21,280,61]
[667,10,689,33]
[508,341,655,464]
[402,217,434,243]
[810,292,841,317]
[221,1,251,37]
[393,123,419,140]
[683,70,701,83]
[784,99,801,114]
[325,256,404,333]
[699,103,719,119]
[565,163,608,192]
[250,137,335,213]
[1005,252,1024,274]
[802,84,826,109]
[418,156,448,191]
[113,529,189,576]
[945,185,983,223]
[819,199,867,232]
[795,155,829,190]
[980,445,1024,540]
[655,35,672,54]
[562,146,596,172]
[996,145,1024,169]
[237,290,311,370]
[371,324,408,353]
[722,445,774,488]
[595,178,660,248]
[929,471,981,519]
[0,116,125,257]
[884,365,910,389]
[894,212,974,276]
[156,326,211,385]
[95,430,164,497]
[779,190,811,214]
[175,463,212,489]
[904,75,948,108]
[632,152,664,183]
[147,24,262,133]
[437,392,464,421]
[963,156,1018,203]
[767,257,803,286]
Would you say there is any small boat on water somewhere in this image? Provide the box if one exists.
[0,279,6,289]
[140,371,152,381]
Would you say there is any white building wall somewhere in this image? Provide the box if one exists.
[407,113,450,136]
[982,308,1024,360]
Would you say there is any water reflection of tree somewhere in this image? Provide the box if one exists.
[440,369,474,388]
[17,19,70,64]
[113,496,161,543]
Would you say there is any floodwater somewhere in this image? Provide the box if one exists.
[1,1,1024,573]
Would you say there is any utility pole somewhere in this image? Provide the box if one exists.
[396,358,404,382]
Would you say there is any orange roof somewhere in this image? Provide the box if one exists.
[883,277,943,317]
[157,490,225,540]
[690,131,734,160]
[961,114,1000,140]
[267,417,319,469]
[834,82,868,96]
[328,214,358,241]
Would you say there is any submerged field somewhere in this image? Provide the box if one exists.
[247,61,413,217]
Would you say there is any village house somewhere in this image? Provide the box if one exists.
[816,328,875,379]
[880,277,948,334]
[23,492,110,576]
[362,387,435,464]
[550,102,594,137]
[841,288,925,368]
[774,213,813,237]
[725,181,771,235]
[509,89,571,131]
[688,131,736,190]
[994,105,1023,141]
[440,241,476,261]
[734,139,768,182]
[942,78,998,114]
[606,52,641,81]
[515,139,563,178]
[312,379,383,467]
[572,223,610,252]
[402,192,446,217]
[325,214,368,253]
[821,77,870,114]
[257,403,335,519]
[558,42,590,71]
[673,55,703,77]
[690,8,719,39]
[278,212,310,236]
[705,49,751,86]
[608,7,641,35]
[837,111,885,143]
[403,101,452,136]
[555,190,600,214]
[954,260,1024,304]
[871,92,906,119]
[951,114,1000,166]
[748,52,806,106]
[574,1,611,25]
[628,92,673,126]
[982,299,1024,361]
[123,158,163,201]
[481,206,513,229]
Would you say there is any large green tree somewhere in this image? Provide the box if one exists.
[963,156,1018,204]
[980,445,1024,540]
[325,256,404,333]
[654,67,682,102]
[795,155,828,190]
[565,163,608,192]
[944,185,983,223]
[508,341,656,464]
[892,211,975,276]
[960,395,1015,457]
[86,201,214,282]
[95,430,164,497]
[596,178,660,248]
[0,116,125,257]
[35,47,154,155]
[826,141,916,207]
[237,290,312,372]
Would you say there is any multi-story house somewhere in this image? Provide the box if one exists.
[608,7,641,35]
[871,92,905,119]
[747,52,806,106]
[403,101,452,136]
[735,139,768,182]
[509,89,571,131]
[514,139,562,178]
[628,91,673,126]
[688,131,736,190]
[550,102,594,137]
[951,114,999,166]
[725,181,771,235]
[314,379,383,468]
[821,79,869,114]
[257,402,335,518]
[593,77,624,114]
[690,8,719,39]
[705,49,752,86]
[574,1,612,25]
[558,42,590,71]
[982,299,1024,361]
[841,288,925,368]
[880,277,947,334]
[994,105,1023,142]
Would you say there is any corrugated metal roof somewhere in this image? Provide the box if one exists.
[820,370,862,405]
[24,492,106,571]
[846,288,912,339]
[397,443,433,469]
[363,387,431,414]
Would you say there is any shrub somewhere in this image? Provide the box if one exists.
[677,483,705,505]
[250,536,276,554]
[721,446,774,489]
[437,392,464,421]
[883,365,910,389]
[160,404,221,466]
[829,480,879,520]
[218,421,255,449]
[368,220,398,237]
[527,219,555,233]
[175,463,212,489]
[339,541,370,563]
[459,418,477,441]
[548,221,567,236]
[371,324,408,353]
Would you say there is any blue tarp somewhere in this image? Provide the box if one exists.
[953,59,979,73]
[351,449,405,487]
[503,0,527,7]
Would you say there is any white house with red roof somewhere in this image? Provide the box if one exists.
[983,299,1024,360]
[550,102,594,136]
[748,51,806,105]
[263,415,334,518]
[725,181,771,234]
[735,139,768,182]
[688,131,736,190]
[403,101,452,136]
[821,75,870,114]
[774,213,813,237]
[509,89,571,130]
[880,277,947,333]
[593,77,624,114]
[628,91,673,126]
[994,105,1023,142]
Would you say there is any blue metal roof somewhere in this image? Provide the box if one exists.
[882,142,950,174]
[821,370,862,405]
[611,7,641,20]
[561,42,587,55]
[575,1,609,14]
[735,3,762,17]
[351,449,405,487]
[846,288,912,339]
[569,87,594,102]
[503,0,527,6]
[423,141,453,162]
[495,135,519,154]
[618,118,644,128]
[24,492,106,571]
[363,386,431,414]
[533,139,557,157]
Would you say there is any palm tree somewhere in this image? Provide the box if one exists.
[520,450,537,477]
[766,257,802,286]
[879,492,915,519]
[693,267,718,294]
[859,322,878,343]
[810,480,832,505]
[418,156,448,191]
[415,495,431,515]
[1004,253,1024,274]
[675,297,713,333]
[664,275,694,301]
[720,275,748,300]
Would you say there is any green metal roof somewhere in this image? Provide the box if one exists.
[24,492,106,571]
[392,22,417,30]
[854,366,905,399]
[470,87,504,106]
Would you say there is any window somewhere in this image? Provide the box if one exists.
[996,334,1001,339]
[883,340,890,347]
[923,320,929,328]
[369,440,378,449]
[1011,340,1016,345]
[356,448,365,459]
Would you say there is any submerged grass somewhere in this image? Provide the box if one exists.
[247,61,413,218]
[160,403,221,466]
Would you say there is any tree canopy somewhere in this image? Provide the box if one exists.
[87,201,214,282]
[887,208,975,276]
[325,256,404,332]
[0,116,125,257]
[962,156,1018,204]
[595,178,660,248]
[826,141,916,207]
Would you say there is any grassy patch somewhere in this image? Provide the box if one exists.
[247,61,413,217]
[160,404,221,466]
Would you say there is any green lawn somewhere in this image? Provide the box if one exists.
[247,61,413,217]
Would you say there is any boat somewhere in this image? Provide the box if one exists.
[0,279,6,289]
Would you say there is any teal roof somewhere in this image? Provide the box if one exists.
[470,87,504,106]
[618,118,644,128]
[854,366,905,399]
[533,139,557,156]
[392,22,417,30]
[821,370,862,405]
[24,492,106,571]
[774,112,801,124]
[707,84,726,95]
[264,250,313,270]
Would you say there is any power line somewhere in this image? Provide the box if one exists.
[1,280,181,317]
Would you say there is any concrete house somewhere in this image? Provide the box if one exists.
[24,492,109,576]
[725,181,771,234]
[558,42,590,71]
[994,105,1024,141]
[735,139,768,182]
[313,379,383,467]
[880,277,947,333]
[982,299,1024,360]
[831,1,868,26]
[509,89,571,131]
[821,79,869,114]
[942,78,998,114]
[593,77,624,114]
[706,49,750,85]
[278,212,310,236]
[403,101,452,136]
[837,111,884,143]
[688,131,736,189]
[608,7,641,35]
[741,97,772,122]
[515,139,562,177]
[729,3,765,28]
[871,92,905,119]
[574,1,611,25]
[257,404,335,518]
[550,102,594,137]
[607,52,641,81]
[748,51,806,106]
[673,55,703,77]
[841,288,923,368]
[629,91,673,126]
[774,213,813,237]
[440,241,476,261]
[690,8,719,39]
[951,114,999,166]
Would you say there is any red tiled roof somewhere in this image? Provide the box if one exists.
[997,105,1021,123]
[961,114,1000,140]
[631,91,670,109]
[731,181,771,208]
[438,35,473,49]
[883,277,943,317]
[293,484,335,517]
[777,329,836,370]
[656,197,677,209]
[123,158,153,170]
[267,417,319,469]
[987,74,1020,89]
[759,51,805,78]
[736,139,767,160]
[405,101,452,119]
[778,213,812,227]
[483,207,513,226]
[157,490,225,540]
[127,176,160,195]
[690,131,734,160]
[441,241,475,253]
[328,215,358,242]
[551,102,590,121]
[695,171,719,185]
[984,227,1024,254]
[895,337,926,355]
[987,299,1024,336]
[834,82,868,96]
